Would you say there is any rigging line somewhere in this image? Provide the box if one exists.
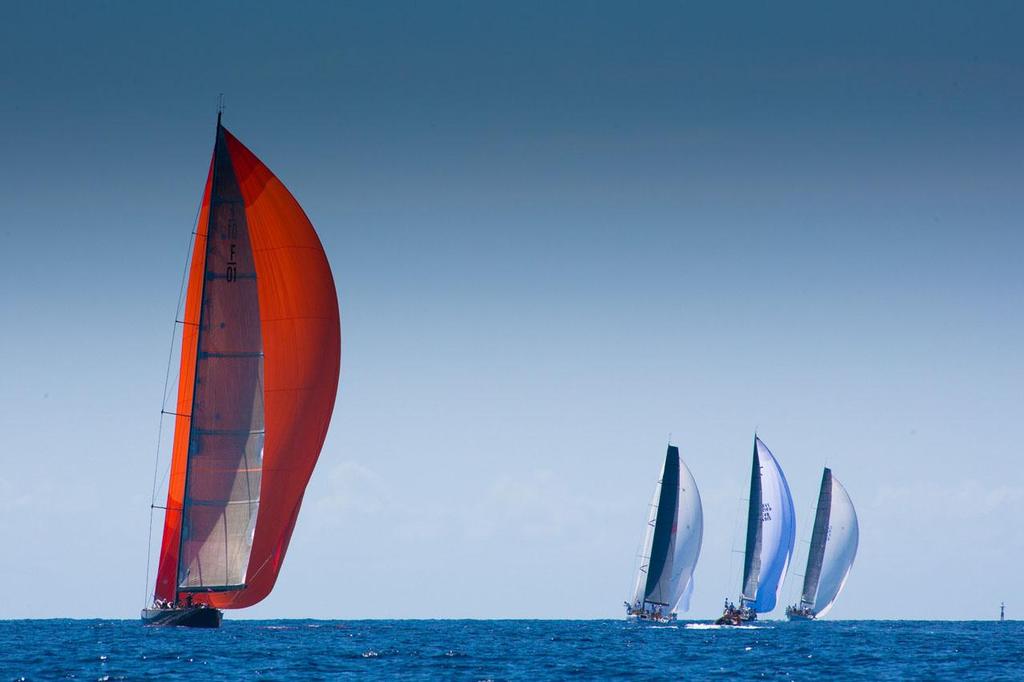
[143,174,207,608]
[175,130,221,598]
[726,487,743,602]
[789,498,817,606]
[161,235,200,410]
[628,512,649,601]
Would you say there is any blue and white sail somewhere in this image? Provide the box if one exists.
[630,445,703,614]
[739,437,797,613]
[798,468,859,618]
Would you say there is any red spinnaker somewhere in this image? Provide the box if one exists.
[155,123,340,609]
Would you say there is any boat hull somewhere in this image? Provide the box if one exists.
[714,608,756,626]
[626,612,677,624]
[785,606,816,621]
[141,607,223,628]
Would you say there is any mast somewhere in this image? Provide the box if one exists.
[799,468,833,610]
[740,436,763,605]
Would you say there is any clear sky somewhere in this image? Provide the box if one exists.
[1,1,1021,620]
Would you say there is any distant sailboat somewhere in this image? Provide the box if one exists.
[786,468,858,620]
[716,436,796,625]
[142,114,341,627]
[625,444,703,623]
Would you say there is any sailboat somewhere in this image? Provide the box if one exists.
[142,114,341,627]
[625,444,703,624]
[716,436,796,625]
[786,468,858,620]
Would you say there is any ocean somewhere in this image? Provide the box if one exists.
[2,619,1020,680]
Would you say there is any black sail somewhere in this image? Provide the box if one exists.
[800,468,833,609]
[740,439,763,604]
[643,446,681,605]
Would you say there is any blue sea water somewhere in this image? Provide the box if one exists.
[1,619,1021,680]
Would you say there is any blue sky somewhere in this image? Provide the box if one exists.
[0,1,1021,619]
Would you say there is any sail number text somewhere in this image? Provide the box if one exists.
[225,212,239,282]
[226,243,238,282]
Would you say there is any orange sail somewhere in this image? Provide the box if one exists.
[154,118,340,609]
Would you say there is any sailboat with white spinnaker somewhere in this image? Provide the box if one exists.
[625,444,703,623]
[786,467,859,620]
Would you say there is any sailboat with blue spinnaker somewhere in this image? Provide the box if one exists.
[716,436,796,625]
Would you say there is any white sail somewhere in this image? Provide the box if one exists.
[630,471,663,607]
[678,574,696,612]
[810,475,858,618]
[669,455,703,612]
[630,446,703,614]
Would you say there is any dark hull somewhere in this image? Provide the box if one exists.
[141,607,223,628]
[714,609,757,626]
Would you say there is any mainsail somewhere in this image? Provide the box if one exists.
[739,437,796,613]
[153,117,341,609]
[631,445,703,613]
[798,468,858,617]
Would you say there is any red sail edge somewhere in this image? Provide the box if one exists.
[154,126,341,609]
[154,157,213,604]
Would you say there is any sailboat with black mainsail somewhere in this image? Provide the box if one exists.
[142,114,341,627]
[786,468,858,620]
[716,436,796,625]
[625,444,703,624]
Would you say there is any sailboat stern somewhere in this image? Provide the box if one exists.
[141,606,223,628]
